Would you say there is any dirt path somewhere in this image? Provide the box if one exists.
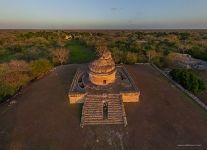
[0,64,207,150]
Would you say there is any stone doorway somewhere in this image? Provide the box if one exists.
[103,101,108,120]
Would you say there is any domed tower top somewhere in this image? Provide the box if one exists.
[89,51,115,74]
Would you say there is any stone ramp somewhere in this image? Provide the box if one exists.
[80,94,127,127]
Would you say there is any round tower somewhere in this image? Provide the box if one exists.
[88,51,116,85]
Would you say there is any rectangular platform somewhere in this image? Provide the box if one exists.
[68,65,140,127]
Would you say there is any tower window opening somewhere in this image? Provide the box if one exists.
[103,80,106,84]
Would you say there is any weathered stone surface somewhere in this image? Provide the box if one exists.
[89,71,116,85]
[80,94,127,127]
[69,93,86,104]
[121,92,140,102]
[89,51,116,85]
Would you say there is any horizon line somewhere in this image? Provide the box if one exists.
[1,28,207,31]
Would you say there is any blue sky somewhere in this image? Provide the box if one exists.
[0,0,207,29]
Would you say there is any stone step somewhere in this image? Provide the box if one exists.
[84,112,102,114]
[108,110,122,112]
[84,106,102,108]
[84,109,102,111]
[108,114,123,118]
[109,104,122,106]
[108,101,121,103]
[107,116,123,119]
[109,100,121,102]
[84,103,103,105]
[108,106,122,108]
[84,116,103,119]
[81,94,127,127]
[108,113,123,115]
[84,112,123,116]
[84,115,122,118]
[84,104,102,106]
[108,116,123,119]
[85,101,102,103]
[85,114,121,118]
[108,116,123,118]
[85,98,103,100]
[108,107,122,109]
[84,118,123,122]
[107,112,122,114]
[84,116,102,118]
[84,120,123,125]
[84,113,102,115]
[84,117,104,120]
[84,116,123,122]
[84,109,122,113]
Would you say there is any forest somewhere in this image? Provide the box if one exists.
[0,30,207,102]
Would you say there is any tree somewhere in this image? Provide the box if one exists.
[51,47,70,65]
[170,69,206,94]
[30,59,52,79]
[57,31,65,47]
[146,50,157,63]
[126,52,138,64]
[110,47,124,64]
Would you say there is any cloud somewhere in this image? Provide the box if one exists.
[110,8,117,11]
[110,7,123,11]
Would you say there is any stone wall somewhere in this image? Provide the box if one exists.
[121,92,140,102]
[89,71,116,85]
[68,93,86,104]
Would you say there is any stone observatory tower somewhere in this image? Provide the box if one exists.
[88,51,116,85]
[69,47,140,128]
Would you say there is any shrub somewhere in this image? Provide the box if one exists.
[137,53,148,63]
[0,72,30,101]
[188,46,207,61]
[126,52,138,64]
[110,47,124,64]
[51,47,70,65]
[30,59,52,79]
[170,69,206,94]
[0,61,30,102]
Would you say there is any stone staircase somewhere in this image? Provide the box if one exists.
[80,94,127,127]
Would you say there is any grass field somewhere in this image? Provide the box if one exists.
[65,40,96,64]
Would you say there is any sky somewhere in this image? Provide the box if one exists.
[0,0,207,29]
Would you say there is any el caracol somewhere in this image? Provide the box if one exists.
[68,48,140,127]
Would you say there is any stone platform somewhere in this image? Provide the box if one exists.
[68,65,140,127]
